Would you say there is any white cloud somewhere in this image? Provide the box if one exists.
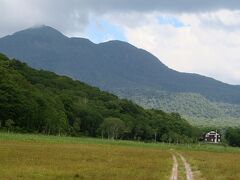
[105,11,240,84]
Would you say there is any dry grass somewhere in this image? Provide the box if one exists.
[181,150,240,180]
[0,138,172,180]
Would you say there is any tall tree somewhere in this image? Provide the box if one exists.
[100,117,125,140]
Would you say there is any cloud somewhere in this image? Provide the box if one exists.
[1,0,240,37]
[0,0,90,37]
[86,0,240,13]
[108,11,240,84]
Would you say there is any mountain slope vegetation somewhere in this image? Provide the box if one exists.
[0,26,240,126]
[114,88,240,127]
[0,53,199,142]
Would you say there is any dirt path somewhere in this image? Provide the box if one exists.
[170,153,194,180]
[170,154,178,180]
[178,154,193,180]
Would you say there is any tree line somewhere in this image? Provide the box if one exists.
[225,128,240,147]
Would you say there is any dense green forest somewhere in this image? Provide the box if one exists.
[0,54,200,143]
[113,88,240,127]
[226,128,240,147]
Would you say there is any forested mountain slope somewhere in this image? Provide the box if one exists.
[114,88,240,127]
[0,54,198,142]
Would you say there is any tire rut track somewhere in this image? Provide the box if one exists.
[170,154,178,180]
[177,153,194,180]
[170,152,194,180]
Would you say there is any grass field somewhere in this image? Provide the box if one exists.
[0,133,172,180]
[182,151,240,180]
[0,132,240,179]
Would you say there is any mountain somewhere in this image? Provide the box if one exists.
[0,26,240,126]
[0,53,198,142]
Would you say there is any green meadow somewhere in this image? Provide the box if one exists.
[0,132,240,180]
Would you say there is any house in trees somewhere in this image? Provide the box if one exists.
[204,131,221,143]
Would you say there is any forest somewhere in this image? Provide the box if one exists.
[0,53,200,143]
[113,88,240,127]
[225,128,240,147]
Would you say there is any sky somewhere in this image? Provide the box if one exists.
[1,0,240,85]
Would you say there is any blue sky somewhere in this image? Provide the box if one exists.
[156,16,187,28]
[85,16,187,43]
[85,19,127,43]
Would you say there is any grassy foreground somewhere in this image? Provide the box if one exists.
[182,151,240,180]
[0,133,172,180]
[0,132,240,180]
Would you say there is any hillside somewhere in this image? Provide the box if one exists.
[0,26,240,126]
[0,53,198,142]
[114,88,240,127]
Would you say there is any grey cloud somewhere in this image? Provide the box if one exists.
[1,0,240,37]
[0,0,90,37]
[63,0,240,13]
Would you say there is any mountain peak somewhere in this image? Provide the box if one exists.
[12,25,67,40]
